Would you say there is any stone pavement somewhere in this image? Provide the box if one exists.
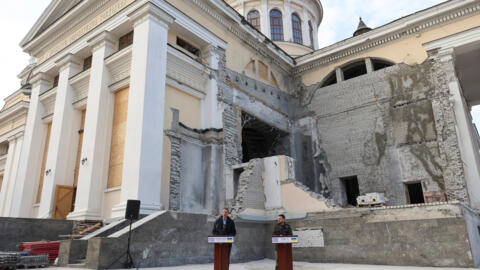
[51,259,476,270]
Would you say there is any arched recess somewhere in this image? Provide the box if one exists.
[320,58,395,87]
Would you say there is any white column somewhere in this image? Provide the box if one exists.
[0,137,17,216]
[441,49,480,208]
[38,54,81,218]
[302,8,310,47]
[365,58,374,73]
[201,45,223,129]
[313,24,319,50]
[335,67,344,82]
[283,0,292,42]
[111,3,174,217]
[10,73,51,217]
[261,0,270,37]
[1,135,23,216]
[67,32,116,221]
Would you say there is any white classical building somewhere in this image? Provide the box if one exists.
[1,0,480,222]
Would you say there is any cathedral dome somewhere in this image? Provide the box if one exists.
[225,0,323,57]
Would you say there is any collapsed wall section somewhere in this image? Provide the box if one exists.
[297,61,469,207]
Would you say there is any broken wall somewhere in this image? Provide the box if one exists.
[298,60,468,206]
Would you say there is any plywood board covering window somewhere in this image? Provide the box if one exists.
[36,122,52,203]
[107,87,129,188]
[73,110,86,187]
[258,61,268,81]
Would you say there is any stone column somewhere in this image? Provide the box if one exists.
[2,135,23,217]
[67,32,116,221]
[10,73,51,217]
[0,136,17,216]
[437,49,480,207]
[283,0,292,42]
[335,67,344,82]
[201,45,223,129]
[302,8,310,47]
[365,58,374,73]
[38,54,81,218]
[111,3,174,217]
[261,0,270,38]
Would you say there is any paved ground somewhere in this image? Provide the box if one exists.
[52,259,475,269]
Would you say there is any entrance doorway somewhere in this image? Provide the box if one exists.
[406,182,425,204]
[341,176,360,206]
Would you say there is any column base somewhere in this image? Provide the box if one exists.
[111,201,164,219]
[66,209,102,221]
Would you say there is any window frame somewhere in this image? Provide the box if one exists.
[247,10,261,30]
[270,9,284,41]
[291,13,303,44]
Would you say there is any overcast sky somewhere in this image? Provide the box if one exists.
[3,0,479,126]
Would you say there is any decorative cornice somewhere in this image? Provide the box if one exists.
[87,30,117,52]
[30,72,52,88]
[128,2,174,28]
[55,53,82,70]
[294,0,480,75]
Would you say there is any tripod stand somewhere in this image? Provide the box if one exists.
[107,218,136,269]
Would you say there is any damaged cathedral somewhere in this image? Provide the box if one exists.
[1,0,480,268]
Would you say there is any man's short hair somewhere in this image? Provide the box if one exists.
[223,207,229,212]
[278,214,285,219]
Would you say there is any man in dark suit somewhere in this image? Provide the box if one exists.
[212,208,236,263]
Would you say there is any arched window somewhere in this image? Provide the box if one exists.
[309,21,314,48]
[292,13,302,44]
[247,10,260,30]
[270,9,284,41]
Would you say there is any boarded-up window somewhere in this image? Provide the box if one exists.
[271,73,279,88]
[258,61,268,81]
[107,87,129,188]
[73,110,86,187]
[37,122,52,203]
[52,185,74,220]
[245,60,255,73]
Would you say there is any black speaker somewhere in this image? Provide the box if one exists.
[125,200,140,220]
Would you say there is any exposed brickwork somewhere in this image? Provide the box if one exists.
[428,50,470,204]
[166,133,182,211]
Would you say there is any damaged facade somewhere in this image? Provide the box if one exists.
[0,0,478,231]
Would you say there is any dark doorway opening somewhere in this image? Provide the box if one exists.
[341,176,360,206]
[406,182,425,204]
[241,112,289,163]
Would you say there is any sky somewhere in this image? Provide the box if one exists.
[1,0,479,126]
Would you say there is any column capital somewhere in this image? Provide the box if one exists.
[55,53,82,72]
[29,72,52,88]
[88,31,116,52]
[128,2,174,28]
[437,48,456,63]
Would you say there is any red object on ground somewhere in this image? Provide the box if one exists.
[19,241,60,262]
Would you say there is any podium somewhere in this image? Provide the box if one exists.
[272,236,298,270]
[208,236,234,270]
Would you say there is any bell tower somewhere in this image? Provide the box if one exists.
[225,0,323,57]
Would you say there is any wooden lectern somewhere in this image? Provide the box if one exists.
[208,236,234,270]
[272,236,298,270]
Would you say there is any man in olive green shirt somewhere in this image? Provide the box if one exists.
[272,214,292,270]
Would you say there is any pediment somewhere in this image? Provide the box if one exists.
[20,0,83,47]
